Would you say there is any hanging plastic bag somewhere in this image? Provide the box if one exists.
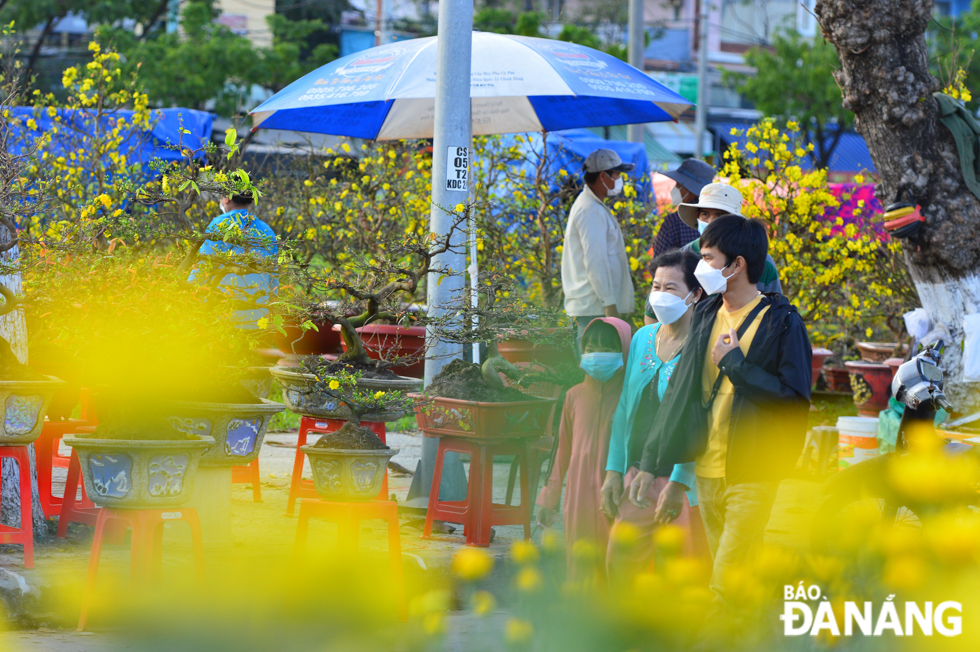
[964,313,980,381]
[904,308,931,341]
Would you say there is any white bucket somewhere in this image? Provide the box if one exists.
[837,416,879,469]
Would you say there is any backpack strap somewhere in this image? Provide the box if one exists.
[703,299,768,411]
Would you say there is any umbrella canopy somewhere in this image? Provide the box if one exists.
[250,32,692,140]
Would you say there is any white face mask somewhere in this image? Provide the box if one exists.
[669,186,683,206]
[648,289,694,325]
[697,219,709,235]
[605,174,623,197]
[694,258,734,295]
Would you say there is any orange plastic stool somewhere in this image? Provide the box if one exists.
[293,498,406,621]
[56,448,100,538]
[36,419,91,518]
[77,506,205,631]
[232,459,262,502]
[422,436,531,547]
[0,446,34,568]
[286,417,388,516]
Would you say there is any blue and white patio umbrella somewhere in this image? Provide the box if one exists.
[249,32,692,139]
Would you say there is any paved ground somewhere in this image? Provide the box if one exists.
[0,427,826,651]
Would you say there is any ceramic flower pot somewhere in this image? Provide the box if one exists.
[884,357,904,380]
[274,318,342,356]
[340,325,427,379]
[166,398,285,467]
[811,348,833,389]
[412,394,558,441]
[269,367,422,421]
[64,435,214,509]
[845,361,892,417]
[823,366,853,393]
[498,330,574,369]
[856,342,908,363]
[238,366,274,399]
[0,377,65,446]
[300,446,398,502]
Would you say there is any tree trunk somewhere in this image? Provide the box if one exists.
[816,0,980,410]
[0,227,47,539]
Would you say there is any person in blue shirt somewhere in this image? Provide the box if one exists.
[601,249,709,582]
[196,189,278,327]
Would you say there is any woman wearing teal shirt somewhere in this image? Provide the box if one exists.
[601,250,706,580]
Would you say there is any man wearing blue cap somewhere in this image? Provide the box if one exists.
[653,158,717,256]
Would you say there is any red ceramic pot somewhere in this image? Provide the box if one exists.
[845,361,892,417]
[341,324,426,379]
[856,342,908,363]
[412,393,558,441]
[884,357,904,380]
[811,348,833,388]
[823,366,852,393]
[274,319,342,356]
[498,336,574,368]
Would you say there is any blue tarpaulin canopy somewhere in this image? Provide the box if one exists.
[7,107,214,166]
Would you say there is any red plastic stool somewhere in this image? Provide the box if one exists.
[286,417,388,516]
[293,498,406,621]
[232,459,262,502]
[56,449,100,539]
[36,419,91,518]
[422,436,532,547]
[0,446,34,568]
[77,506,205,631]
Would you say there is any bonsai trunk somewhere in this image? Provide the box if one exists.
[335,314,371,363]
[816,0,980,410]
[0,225,46,539]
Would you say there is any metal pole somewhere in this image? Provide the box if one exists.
[375,0,384,46]
[627,0,645,143]
[406,0,473,507]
[469,137,480,366]
[694,0,710,160]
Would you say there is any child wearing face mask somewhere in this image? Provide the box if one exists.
[536,317,632,582]
[601,251,710,583]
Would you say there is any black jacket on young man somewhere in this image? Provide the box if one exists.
[639,292,812,485]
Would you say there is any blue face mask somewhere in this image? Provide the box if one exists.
[580,352,623,382]
[698,219,709,235]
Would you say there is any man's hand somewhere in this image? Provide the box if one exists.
[627,470,656,508]
[604,304,620,318]
[711,328,739,365]
[536,506,557,528]
[654,481,686,524]
[600,471,624,518]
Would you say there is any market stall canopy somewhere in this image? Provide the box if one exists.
[249,32,692,140]
[6,107,213,163]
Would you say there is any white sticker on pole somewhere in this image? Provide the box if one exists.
[446,146,468,192]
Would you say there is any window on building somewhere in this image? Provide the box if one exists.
[797,0,817,37]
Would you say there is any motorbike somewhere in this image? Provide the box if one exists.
[810,340,980,555]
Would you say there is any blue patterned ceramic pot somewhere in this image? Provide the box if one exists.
[222,366,274,399]
[166,398,285,467]
[300,446,398,502]
[64,436,214,509]
[0,377,65,446]
[269,367,420,421]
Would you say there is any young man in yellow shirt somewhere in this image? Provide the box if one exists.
[629,215,812,627]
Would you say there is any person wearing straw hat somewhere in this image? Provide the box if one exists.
[562,148,636,358]
[677,183,782,295]
[644,183,781,324]
[653,159,717,256]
